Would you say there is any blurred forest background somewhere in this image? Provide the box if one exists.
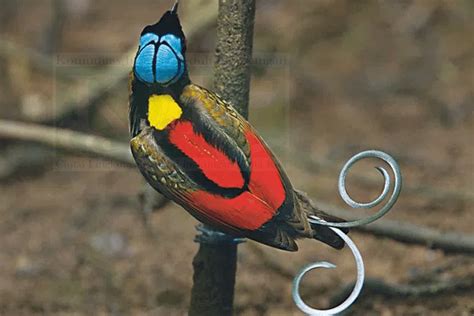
[0,0,473,315]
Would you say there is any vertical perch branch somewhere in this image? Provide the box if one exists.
[213,0,255,117]
[189,1,256,315]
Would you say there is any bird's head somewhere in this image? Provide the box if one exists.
[133,1,187,86]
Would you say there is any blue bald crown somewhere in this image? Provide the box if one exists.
[133,10,186,86]
[134,33,185,85]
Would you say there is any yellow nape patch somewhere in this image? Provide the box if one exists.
[148,94,182,130]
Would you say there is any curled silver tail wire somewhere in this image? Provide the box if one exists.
[292,150,402,315]
[292,225,364,315]
[312,150,402,228]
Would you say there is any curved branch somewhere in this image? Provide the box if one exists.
[0,119,133,165]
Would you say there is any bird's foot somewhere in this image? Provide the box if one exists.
[194,224,246,245]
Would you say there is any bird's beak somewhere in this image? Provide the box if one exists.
[171,0,179,14]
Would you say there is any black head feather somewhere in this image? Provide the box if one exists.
[141,3,185,45]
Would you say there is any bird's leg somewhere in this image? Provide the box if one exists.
[194,224,246,245]
[138,184,169,229]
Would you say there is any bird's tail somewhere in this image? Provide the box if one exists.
[294,189,349,249]
[310,212,348,249]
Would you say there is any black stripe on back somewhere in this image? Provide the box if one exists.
[153,126,246,198]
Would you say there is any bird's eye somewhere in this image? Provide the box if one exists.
[160,34,183,59]
[140,33,159,48]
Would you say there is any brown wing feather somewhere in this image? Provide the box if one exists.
[180,84,250,157]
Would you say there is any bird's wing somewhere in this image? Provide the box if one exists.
[131,127,300,250]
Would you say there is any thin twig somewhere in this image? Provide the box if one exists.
[0,119,132,165]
